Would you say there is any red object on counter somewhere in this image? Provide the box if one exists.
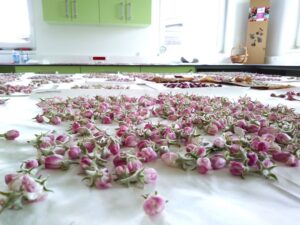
[92,56,106,60]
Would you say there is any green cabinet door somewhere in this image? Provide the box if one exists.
[99,0,126,25]
[126,0,151,26]
[81,66,140,73]
[140,66,196,73]
[15,66,81,74]
[43,0,72,23]
[72,0,100,24]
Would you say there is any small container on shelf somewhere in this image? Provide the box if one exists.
[230,45,248,64]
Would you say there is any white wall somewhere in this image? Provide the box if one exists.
[223,0,300,64]
[33,0,161,58]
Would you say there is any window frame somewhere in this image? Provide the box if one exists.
[0,0,35,49]
[296,10,300,48]
[159,0,228,56]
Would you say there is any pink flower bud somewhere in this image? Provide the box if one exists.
[229,144,240,154]
[286,155,299,167]
[83,110,93,119]
[197,157,212,174]
[71,122,81,134]
[258,127,278,136]
[161,152,179,167]
[108,143,120,155]
[182,127,193,137]
[54,148,66,156]
[55,134,69,144]
[4,129,20,140]
[206,123,218,135]
[80,156,93,170]
[98,102,109,112]
[236,120,247,129]
[113,155,127,167]
[116,125,128,137]
[25,159,39,169]
[95,168,112,189]
[229,161,244,176]
[44,155,65,169]
[144,168,158,184]
[143,195,166,216]
[256,141,270,152]
[21,175,39,193]
[102,116,112,124]
[115,165,129,177]
[83,141,95,153]
[275,133,291,144]
[213,137,225,148]
[50,116,62,125]
[166,132,176,140]
[247,152,258,166]
[246,124,260,133]
[137,140,152,150]
[137,147,158,163]
[203,106,212,113]
[210,156,226,170]
[35,115,44,123]
[272,152,291,163]
[127,159,143,173]
[67,146,81,160]
[124,135,138,147]
[186,144,197,152]
[4,174,17,185]
[268,113,278,121]
[262,159,273,168]
[195,146,206,157]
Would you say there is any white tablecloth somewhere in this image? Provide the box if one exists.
[1,78,300,225]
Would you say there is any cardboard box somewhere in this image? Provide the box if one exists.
[246,0,271,64]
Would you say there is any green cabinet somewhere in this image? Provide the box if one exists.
[99,0,151,26]
[81,66,140,73]
[15,66,81,74]
[141,66,196,73]
[43,0,100,24]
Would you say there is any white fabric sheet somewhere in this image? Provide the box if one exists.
[0,77,300,225]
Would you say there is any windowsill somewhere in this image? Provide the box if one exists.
[286,48,300,54]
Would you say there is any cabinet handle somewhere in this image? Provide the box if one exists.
[127,2,132,20]
[65,0,69,18]
[119,2,124,20]
[73,0,77,18]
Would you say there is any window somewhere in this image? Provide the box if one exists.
[0,0,34,48]
[159,0,227,58]
[296,13,300,48]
